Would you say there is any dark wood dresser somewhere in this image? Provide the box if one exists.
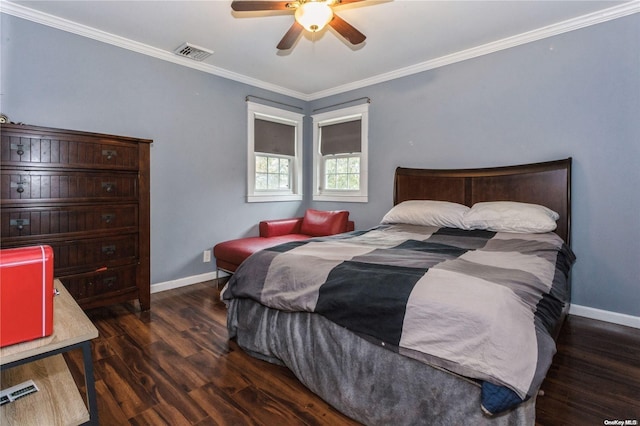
[1,124,152,310]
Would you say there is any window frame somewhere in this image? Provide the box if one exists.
[312,103,369,202]
[247,101,304,203]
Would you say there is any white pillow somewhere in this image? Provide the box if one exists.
[381,200,470,229]
[463,201,559,233]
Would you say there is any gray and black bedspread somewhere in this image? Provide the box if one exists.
[222,224,575,414]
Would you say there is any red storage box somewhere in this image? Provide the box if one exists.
[0,245,55,347]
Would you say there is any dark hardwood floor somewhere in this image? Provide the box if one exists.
[64,280,640,425]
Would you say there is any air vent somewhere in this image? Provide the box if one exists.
[174,43,213,61]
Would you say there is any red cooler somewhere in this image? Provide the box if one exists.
[0,245,55,347]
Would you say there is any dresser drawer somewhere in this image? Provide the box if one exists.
[1,133,139,170]
[60,265,139,305]
[1,204,138,240]
[36,234,139,274]
[1,170,138,204]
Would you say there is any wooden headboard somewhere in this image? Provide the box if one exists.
[394,158,572,244]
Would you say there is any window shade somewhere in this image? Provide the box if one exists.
[255,119,295,156]
[320,119,361,155]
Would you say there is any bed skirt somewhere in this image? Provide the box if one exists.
[227,298,535,425]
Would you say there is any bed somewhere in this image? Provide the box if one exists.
[222,158,575,425]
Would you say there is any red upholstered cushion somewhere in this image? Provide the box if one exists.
[214,234,309,271]
[259,218,303,237]
[300,209,349,237]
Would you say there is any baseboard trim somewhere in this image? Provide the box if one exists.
[569,304,640,329]
[151,271,229,294]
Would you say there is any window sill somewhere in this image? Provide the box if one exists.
[247,194,303,203]
[313,194,368,203]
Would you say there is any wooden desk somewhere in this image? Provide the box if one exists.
[1,281,99,425]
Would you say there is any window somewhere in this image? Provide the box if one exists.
[247,102,303,202]
[312,103,368,202]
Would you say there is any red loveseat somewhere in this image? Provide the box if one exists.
[214,209,354,274]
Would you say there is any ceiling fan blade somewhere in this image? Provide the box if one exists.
[277,21,304,50]
[334,0,367,5]
[328,14,366,45]
[231,1,292,12]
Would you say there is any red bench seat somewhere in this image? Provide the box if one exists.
[214,209,354,274]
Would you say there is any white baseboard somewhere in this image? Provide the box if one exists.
[569,304,640,329]
[150,270,229,294]
[152,275,639,330]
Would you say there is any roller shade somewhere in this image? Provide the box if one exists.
[255,118,295,156]
[320,119,361,155]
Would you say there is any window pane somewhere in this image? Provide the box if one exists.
[279,173,290,189]
[337,174,348,189]
[256,173,268,190]
[348,174,359,189]
[336,158,349,173]
[256,156,268,173]
[325,158,337,174]
[267,157,279,173]
[348,157,360,173]
[267,173,279,189]
[326,174,336,189]
[279,159,289,174]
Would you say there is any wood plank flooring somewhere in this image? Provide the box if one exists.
[63,280,640,425]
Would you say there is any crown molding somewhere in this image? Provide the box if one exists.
[308,1,640,100]
[0,1,309,100]
[2,1,638,102]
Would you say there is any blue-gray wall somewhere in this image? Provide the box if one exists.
[2,13,638,316]
[0,15,308,284]
[310,13,640,317]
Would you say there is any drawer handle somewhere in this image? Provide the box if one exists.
[102,149,117,161]
[102,245,116,256]
[10,218,30,231]
[103,277,117,287]
[102,182,116,193]
[102,213,115,224]
[10,180,28,194]
[10,143,28,156]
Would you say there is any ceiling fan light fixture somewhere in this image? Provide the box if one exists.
[294,1,334,32]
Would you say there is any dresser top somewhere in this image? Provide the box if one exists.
[1,123,153,144]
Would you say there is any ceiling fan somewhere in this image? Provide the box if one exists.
[231,0,368,50]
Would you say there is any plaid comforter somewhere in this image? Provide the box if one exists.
[222,224,575,413]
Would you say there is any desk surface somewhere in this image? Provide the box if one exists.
[0,280,99,365]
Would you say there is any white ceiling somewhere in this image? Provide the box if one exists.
[4,1,638,100]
